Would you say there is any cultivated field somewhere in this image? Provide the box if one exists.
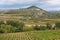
[0,30,60,40]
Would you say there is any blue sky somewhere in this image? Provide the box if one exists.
[0,0,60,11]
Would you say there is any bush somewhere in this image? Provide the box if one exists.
[33,25,40,30]
[0,21,4,25]
[23,26,34,31]
[46,23,52,30]
[6,20,24,32]
[6,20,18,27]
[33,25,46,30]
[39,26,46,30]
[55,21,60,29]
[17,22,24,32]
[0,24,17,33]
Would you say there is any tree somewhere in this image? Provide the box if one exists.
[6,20,17,27]
[0,21,4,25]
[33,25,40,30]
[16,22,25,32]
[46,23,52,30]
[6,20,24,32]
[0,24,17,33]
[33,25,46,30]
[55,21,60,29]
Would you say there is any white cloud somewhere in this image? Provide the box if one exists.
[45,0,60,5]
[0,0,60,6]
[0,0,60,11]
[0,0,38,5]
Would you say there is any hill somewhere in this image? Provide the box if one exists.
[0,6,48,20]
[48,11,60,19]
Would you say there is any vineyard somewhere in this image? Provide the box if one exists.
[0,30,60,40]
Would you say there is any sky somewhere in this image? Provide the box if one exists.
[0,0,60,11]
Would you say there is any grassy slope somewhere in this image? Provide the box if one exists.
[0,30,60,40]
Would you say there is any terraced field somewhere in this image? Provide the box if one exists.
[0,30,60,40]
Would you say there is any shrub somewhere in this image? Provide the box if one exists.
[23,26,34,31]
[55,21,60,29]
[46,23,52,30]
[39,26,46,30]
[0,21,4,25]
[33,25,40,30]
[6,20,18,27]
[33,25,46,30]
[6,20,24,32]
[17,22,24,32]
[0,24,17,33]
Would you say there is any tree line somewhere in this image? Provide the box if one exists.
[0,20,60,33]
